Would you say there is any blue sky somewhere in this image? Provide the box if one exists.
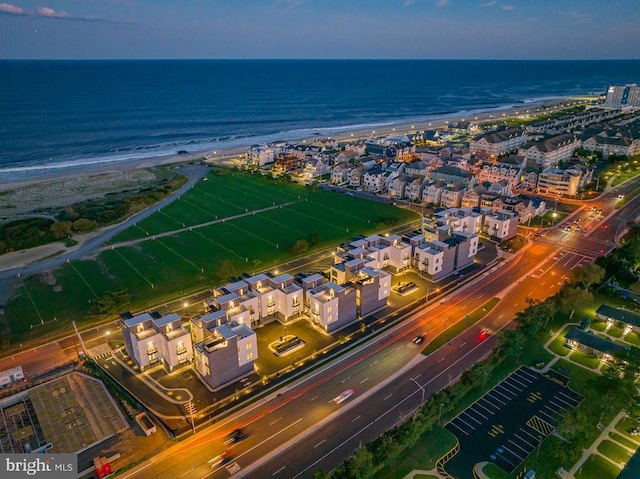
[1,0,639,59]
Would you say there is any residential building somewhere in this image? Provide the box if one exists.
[120,311,193,373]
[307,282,357,333]
[331,162,352,184]
[520,133,580,169]
[482,209,519,241]
[192,321,257,390]
[595,304,640,335]
[536,166,589,197]
[244,144,275,166]
[353,267,391,317]
[440,182,467,208]
[477,155,525,188]
[428,165,473,185]
[203,279,259,328]
[245,273,303,324]
[389,175,410,199]
[605,84,640,107]
[563,327,627,362]
[406,176,427,201]
[469,128,528,158]
[422,179,446,205]
[363,167,387,193]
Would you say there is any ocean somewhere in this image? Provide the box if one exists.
[1,59,640,181]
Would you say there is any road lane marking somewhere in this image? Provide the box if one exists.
[360,377,369,384]
[383,394,393,400]
[438,357,444,362]
[370,360,378,366]
[273,466,286,475]
[268,417,282,426]
[459,341,466,348]
[314,439,325,448]
[395,345,405,351]
[352,415,361,422]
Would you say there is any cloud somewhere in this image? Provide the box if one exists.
[502,4,514,10]
[37,6,69,18]
[560,10,590,22]
[0,2,24,15]
[404,0,417,6]
[0,2,132,23]
[479,0,496,7]
[437,0,449,6]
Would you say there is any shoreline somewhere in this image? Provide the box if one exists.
[0,96,582,192]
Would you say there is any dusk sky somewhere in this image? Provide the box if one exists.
[1,0,639,60]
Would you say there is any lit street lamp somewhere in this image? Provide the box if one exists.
[106,331,112,349]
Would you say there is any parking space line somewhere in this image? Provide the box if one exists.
[517,368,537,381]
[455,416,477,430]
[475,401,495,416]
[538,409,556,423]
[508,439,531,456]
[515,432,536,449]
[500,382,522,395]
[544,405,560,417]
[496,383,517,395]
[461,411,483,425]
[548,400,567,412]
[470,407,488,420]
[492,388,514,402]
[557,392,580,407]
[485,393,506,406]
[552,395,575,408]
[502,444,523,461]
[508,376,529,389]
[449,421,469,435]
[478,397,501,411]
[495,450,517,468]
[519,427,542,443]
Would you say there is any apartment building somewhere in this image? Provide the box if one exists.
[244,144,275,166]
[536,166,592,197]
[520,133,580,169]
[306,282,357,333]
[469,128,528,158]
[244,273,303,324]
[192,321,257,390]
[477,155,525,188]
[120,311,193,373]
[605,84,640,107]
[482,209,519,241]
[203,279,260,328]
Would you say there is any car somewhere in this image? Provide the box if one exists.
[412,335,425,345]
[225,428,247,445]
[334,389,355,404]
[598,209,603,214]
[210,449,234,467]
[478,328,491,340]
[592,206,597,211]
[566,226,572,232]
[619,194,625,199]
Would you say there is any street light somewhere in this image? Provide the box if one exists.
[410,377,425,404]
[106,331,111,349]
[552,212,557,226]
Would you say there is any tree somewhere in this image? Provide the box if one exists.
[50,221,73,240]
[569,263,605,288]
[72,218,98,232]
[89,289,130,319]
[289,239,309,255]
[556,285,593,314]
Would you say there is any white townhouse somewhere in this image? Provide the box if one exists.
[482,209,519,241]
[307,282,357,333]
[245,273,303,324]
[120,311,193,373]
[389,175,410,199]
[422,180,447,205]
[407,176,427,201]
[192,321,257,390]
[331,162,353,185]
[363,167,387,193]
[244,144,275,166]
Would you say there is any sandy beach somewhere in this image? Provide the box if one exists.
[0,96,577,194]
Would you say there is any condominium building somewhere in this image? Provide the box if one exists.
[192,321,257,390]
[120,311,193,373]
[520,133,580,169]
[244,273,303,323]
[306,282,357,333]
[536,166,591,197]
[605,84,640,107]
[470,128,528,158]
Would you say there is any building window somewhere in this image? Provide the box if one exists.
[246,343,252,350]
[247,352,253,360]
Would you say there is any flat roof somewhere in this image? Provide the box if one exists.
[153,312,181,328]
[122,312,153,328]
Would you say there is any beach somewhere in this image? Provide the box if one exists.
[0,96,574,195]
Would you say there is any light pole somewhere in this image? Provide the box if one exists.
[184,401,196,434]
[552,212,557,226]
[106,331,112,349]
[410,377,425,404]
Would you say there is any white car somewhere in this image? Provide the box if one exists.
[334,389,355,404]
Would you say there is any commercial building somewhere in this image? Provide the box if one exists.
[605,84,640,107]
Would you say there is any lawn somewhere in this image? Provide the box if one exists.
[575,454,622,479]
[607,324,625,338]
[376,426,457,479]
[615,416,640,440]
[609,432,639,450]
[547,327,571,356]
[625,331,640,347]
[479,462,510,479]
[591,320,607,332]
[569,350,602,369]
[2,170,419,344]
[598,439,633,465]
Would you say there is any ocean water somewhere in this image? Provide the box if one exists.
[1,59,640,181]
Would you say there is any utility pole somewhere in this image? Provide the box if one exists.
[410,377,425,404]
[184,401,196,434]
[72,321,88,359]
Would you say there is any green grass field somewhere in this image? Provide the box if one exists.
[2,169,418,343]
[575,454,622,479]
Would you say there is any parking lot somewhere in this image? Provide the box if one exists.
[444,367,583,477]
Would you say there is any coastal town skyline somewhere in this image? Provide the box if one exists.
[1,0,639,60]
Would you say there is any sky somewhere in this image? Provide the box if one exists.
[1,0,639,60]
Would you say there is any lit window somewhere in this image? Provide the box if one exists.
[246,343,252,350]
[247,352,253,360]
